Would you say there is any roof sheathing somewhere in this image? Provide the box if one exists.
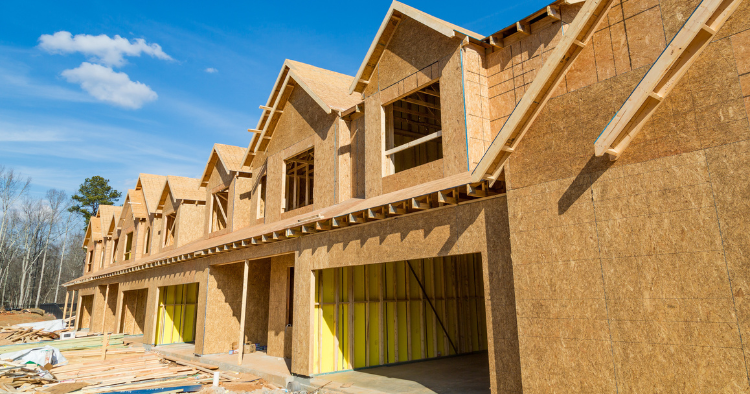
[349,1,484,94]
[158,176,206,209]
[135,174,167,214]
[244,60,360,166]
[199,144,249,186]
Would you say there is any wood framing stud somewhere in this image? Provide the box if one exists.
[594,0,741,159]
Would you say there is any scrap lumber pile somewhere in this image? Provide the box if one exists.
[0,327,62,345]
[0,333,268,393]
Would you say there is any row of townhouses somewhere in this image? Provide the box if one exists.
[65,0,750,391]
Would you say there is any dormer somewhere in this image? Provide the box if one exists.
[157,175,206,250]
[134,173,167,257]
[348,1,491,196]
[200,144,252,237]
[114,190,148,263]
[81,215,102,274]
[242,60,361,225]
[97,205,122,269]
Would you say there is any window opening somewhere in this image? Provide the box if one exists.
[257,175,267,219]
[284,149,314,211]
[385,81,443,173]
[143,227,151,254]
[164,213,176,247]
[124,232,134,260]
[211,189,229,232]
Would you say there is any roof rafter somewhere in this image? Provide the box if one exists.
[472,0,616,183]
[594,0,742,159]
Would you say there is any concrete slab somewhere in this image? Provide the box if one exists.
[148,344,490,394]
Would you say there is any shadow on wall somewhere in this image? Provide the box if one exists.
[558,154,615,215]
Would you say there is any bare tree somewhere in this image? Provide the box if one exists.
[34,189,68,308]
[54,212,74,303]
[0,166,31,288]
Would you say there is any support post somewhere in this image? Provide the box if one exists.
[101,331,109,360]
[100,285,110,334]
[62,291,69,329]
[237,260,250,365]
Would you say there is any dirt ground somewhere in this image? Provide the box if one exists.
[0,311,55,326]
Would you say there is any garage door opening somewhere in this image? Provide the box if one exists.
[119,288,148,335]
[312,253,487,375]
[155,283,199,345]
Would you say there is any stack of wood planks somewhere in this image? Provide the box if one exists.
[0,333,269,393]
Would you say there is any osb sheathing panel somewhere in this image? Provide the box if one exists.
[79,295,94,330]
[150,216,164,256]
[77,259,209,350]
[260,87,338,223]
[267,254,294,358]
[364,91,383,198]
[177,204,206,248]
[377,16,459,89]
[381,158,444,195]
[463,44,491,169]
[120,288,148,335]
[336,118,352,204]
[506,148,750,391]
[291,198,521,392]
[203,259,271,354]
[705,140,750,386]
[348,116,366,199]
[507,26,749,190]
[439,48,469,176]
[233,177,254,230]
[90,284,118,333]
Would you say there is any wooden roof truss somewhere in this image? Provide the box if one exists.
[594,0,742,159]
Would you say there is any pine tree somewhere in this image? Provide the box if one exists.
[69,176,122,227]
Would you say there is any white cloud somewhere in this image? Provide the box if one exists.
[38,31,172,67]
[205,67,218,73]
[61,62,157,109]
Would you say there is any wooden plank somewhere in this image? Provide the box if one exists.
[384,131,442,156]
[594,0,742,158]
[100,332,108,361]
[472,0,617,182]
[62,291,70,329]
[237,260,249,365]
[101,286,110,333]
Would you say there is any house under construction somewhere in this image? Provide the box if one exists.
[65,0,750,391]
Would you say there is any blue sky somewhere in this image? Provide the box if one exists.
[0,0,550,201]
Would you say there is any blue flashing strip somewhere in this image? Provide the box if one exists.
[460,45,470,172]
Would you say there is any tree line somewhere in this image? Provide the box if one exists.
[0,166,121,309]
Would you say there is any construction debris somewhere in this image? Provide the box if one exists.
[0,327,62,345]
[0,334,276,394]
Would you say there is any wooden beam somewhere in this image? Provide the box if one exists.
[387,202,407,216]
[400,97,441,111]
[331,216,349,228]
[237,260,249,365]
[594,0,741,158]
[410,197,430,211]
[100,285,110,334]
[438,189,457,205]
[367,207,385,220]
[392,106,440,120]
[316,220,332,231]
[285,228,301,238]
[472,0,616,182]
[385,131,442,156]
[348,212,366,224]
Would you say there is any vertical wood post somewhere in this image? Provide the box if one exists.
[101,331,109,360]
[62,291,69,329]
[100,286,110,334]
[237,260,250,365]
